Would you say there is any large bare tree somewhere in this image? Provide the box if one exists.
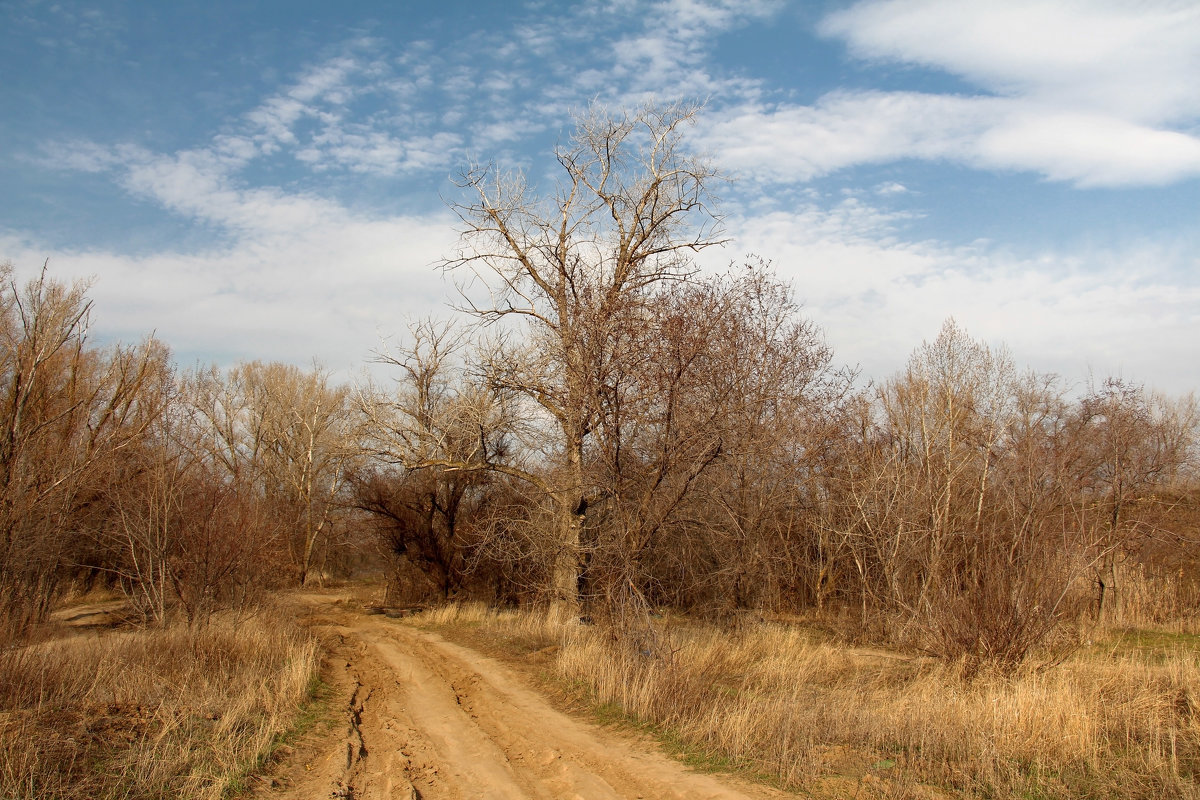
[443,102,725,612]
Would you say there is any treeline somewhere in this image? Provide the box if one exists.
[3,104,1198,675]
[2,265,1196,671]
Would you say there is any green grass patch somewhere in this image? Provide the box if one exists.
[221,674,333,798]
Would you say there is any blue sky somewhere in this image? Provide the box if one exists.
[3,0,1199,394]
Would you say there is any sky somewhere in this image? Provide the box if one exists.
[2,0,1199,395]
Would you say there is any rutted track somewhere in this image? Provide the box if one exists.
[258,595,792,800]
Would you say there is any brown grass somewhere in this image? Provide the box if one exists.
[419,604,1200,799]
[0,607,320,800]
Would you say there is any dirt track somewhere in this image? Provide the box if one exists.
[259,594,792,800]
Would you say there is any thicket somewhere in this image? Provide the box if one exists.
[367,305,1200,673]
[0,264,371,636]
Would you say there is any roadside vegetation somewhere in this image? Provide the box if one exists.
[2,102,1198,798]
[418,600,1200,799]
[0,604,319,799]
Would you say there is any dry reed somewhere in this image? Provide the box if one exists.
[0,609,319,800]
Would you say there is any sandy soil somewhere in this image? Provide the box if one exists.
[256,594,795,800]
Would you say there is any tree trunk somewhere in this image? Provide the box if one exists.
[550,497,584,618]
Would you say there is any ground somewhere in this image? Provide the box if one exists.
[254,591,799,800]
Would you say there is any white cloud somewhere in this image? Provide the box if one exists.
[656,0,782,40]
[976,111,1200,187]
[599,0,780,99]
[303,126,463,175]
[11,186,1196,393]
[717,199,1200,394]
[13,46,466,374]
[874,182,908,196]
[700,1,1200,187]
[699,92,994,181]
[0,209,458,378]
[287,57,359,104]
[700,92,1200,187]
[184,47,471,177]
[821,0,1200,124]
[233,56,370,159]
[39,139,125,173]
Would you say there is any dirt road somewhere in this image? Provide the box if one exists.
[258,595,793,800]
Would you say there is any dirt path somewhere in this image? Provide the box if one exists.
[258,595,794,800]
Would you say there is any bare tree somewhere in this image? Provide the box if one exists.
[184,361,356,586]
[0,263,172,635]
[1074,378,1198,620]
[811,321,1200,672]
[441,102,725,613]
[587,263,850,618]
[356,319,518,602]
[94,374,188,624]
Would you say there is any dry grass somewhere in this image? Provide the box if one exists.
[0,607,320,800]
[420,604,1200,799]
[416,600,572,644]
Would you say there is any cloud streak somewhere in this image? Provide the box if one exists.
[821,0,1200,124]
[701,93,1200,187]
[699,0,1200,187]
